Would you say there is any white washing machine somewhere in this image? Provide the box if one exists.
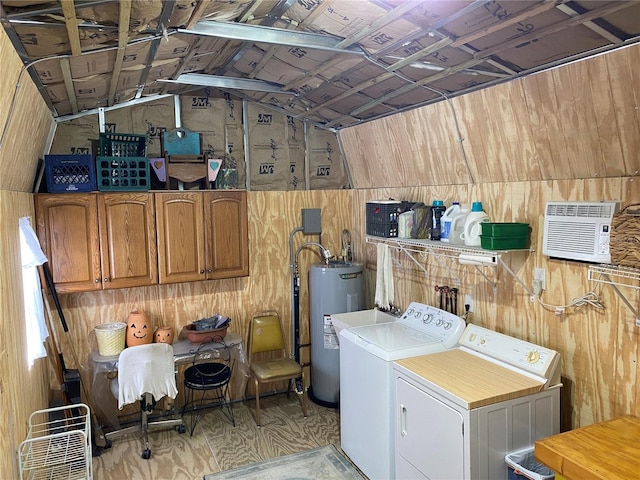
[394,324,562,480]
[339,302,466,480]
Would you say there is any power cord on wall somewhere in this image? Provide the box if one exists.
[534,282,605,315]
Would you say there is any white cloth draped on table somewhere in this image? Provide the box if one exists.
[374,243,395,310]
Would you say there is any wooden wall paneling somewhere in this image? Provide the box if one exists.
[520,76,559,180]
[605,46,640,175]
[450,91,491,183]
[400,102,470,185]
[0,192,49,480]
[478,81,541,183]
[0,55,52,192]
[551,61,608,179]
[586,54,626,177]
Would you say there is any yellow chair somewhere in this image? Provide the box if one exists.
[247,311,307,426]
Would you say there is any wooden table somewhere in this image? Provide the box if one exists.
[535,415,640,480]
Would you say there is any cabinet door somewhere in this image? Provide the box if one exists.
[204,191,249,279]
[98,193,158,289]
[35,194,101,293]
[155,192,206,284]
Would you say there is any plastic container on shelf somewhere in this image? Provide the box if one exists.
[449,204,470,245]
[430,200,447,240]
[440,202,460,243]
[462,202,490,247]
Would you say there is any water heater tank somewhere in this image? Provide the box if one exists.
[309,261,363,407]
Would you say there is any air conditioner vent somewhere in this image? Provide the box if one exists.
[543,201,620,263]
[546,203,616,218]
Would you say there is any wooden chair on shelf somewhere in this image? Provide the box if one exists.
[246,311,307,427]
[161,128,210,190]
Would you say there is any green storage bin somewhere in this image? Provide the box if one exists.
[480,235,529,250]
[97,156,150,191]
[481,222,529,237]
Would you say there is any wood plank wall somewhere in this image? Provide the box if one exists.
[340,44,640,187]
[0,27,54,480]
[340,43,640,431]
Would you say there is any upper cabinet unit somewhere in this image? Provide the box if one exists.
[155,191,249,284]
[97,193,158,289]
[35,193,157,293]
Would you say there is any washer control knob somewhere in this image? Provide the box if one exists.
[443,321,452,330]
[436,319,443,327]
[422,314,433,324]
[526,350,541,364]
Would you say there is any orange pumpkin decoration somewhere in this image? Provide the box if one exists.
[154,326,174,344]
[126,309,153,347]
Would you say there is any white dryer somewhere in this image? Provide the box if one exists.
[394,324,562,480]
[339,302,466,480]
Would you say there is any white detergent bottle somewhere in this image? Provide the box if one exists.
[440,202,460,243]
[449,204,470,245]
[462,202,490,247]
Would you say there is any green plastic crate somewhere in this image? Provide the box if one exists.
[480,222,529,237]
[98,133,146,157]
[480,235,529,250]
[97,156,150,191]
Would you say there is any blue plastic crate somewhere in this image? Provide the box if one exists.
[96,156,150,191]
[44,154,97,193]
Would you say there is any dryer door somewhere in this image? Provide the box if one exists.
[396,377,465,480]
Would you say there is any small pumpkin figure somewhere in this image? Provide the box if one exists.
[126,309,152,347]
[154,326,174,344]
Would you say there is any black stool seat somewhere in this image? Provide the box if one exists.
[184,362,230,390]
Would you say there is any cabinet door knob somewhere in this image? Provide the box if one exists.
[200,269,205,274]
[103,278,109,282]
[95,278,100,283]
[207,268,213,273]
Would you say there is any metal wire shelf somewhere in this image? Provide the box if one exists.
[366,236,533,293]
[588,264,640,326]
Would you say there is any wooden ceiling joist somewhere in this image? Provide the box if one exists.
[108,0,132,106]
[61,0,82,56]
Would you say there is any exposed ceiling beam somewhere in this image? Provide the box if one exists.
[108,0,132,106]
[556,3,625,44]
[476,1,634,60]
[186,0,211,30]
[159,73,294,94]
[60,0,82,56]
[60,58,79,114]
[335,0,422,49]
[178,20,364,55]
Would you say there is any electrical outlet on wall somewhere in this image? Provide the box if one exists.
[533,268,546,295]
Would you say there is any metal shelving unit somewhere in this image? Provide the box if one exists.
[588,264,640,326]
[366,236,534,294]
[18,403,93,480]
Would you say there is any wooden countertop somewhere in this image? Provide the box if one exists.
[535,415,640,480]
[395,349,546,409]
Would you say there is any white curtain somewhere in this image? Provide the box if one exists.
[19,217,49,367]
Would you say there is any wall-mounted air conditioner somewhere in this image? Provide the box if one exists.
[542,201,620,263]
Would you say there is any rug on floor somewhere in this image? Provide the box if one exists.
[203,444,364,480]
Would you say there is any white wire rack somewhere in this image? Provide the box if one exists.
[18,403,93,480]
[588,264,640,326]
[366,235,533,293]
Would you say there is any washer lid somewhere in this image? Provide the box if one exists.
[347,322,440,350]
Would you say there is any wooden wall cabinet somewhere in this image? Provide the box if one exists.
[35,193,158,293]
[156,191,249,284]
